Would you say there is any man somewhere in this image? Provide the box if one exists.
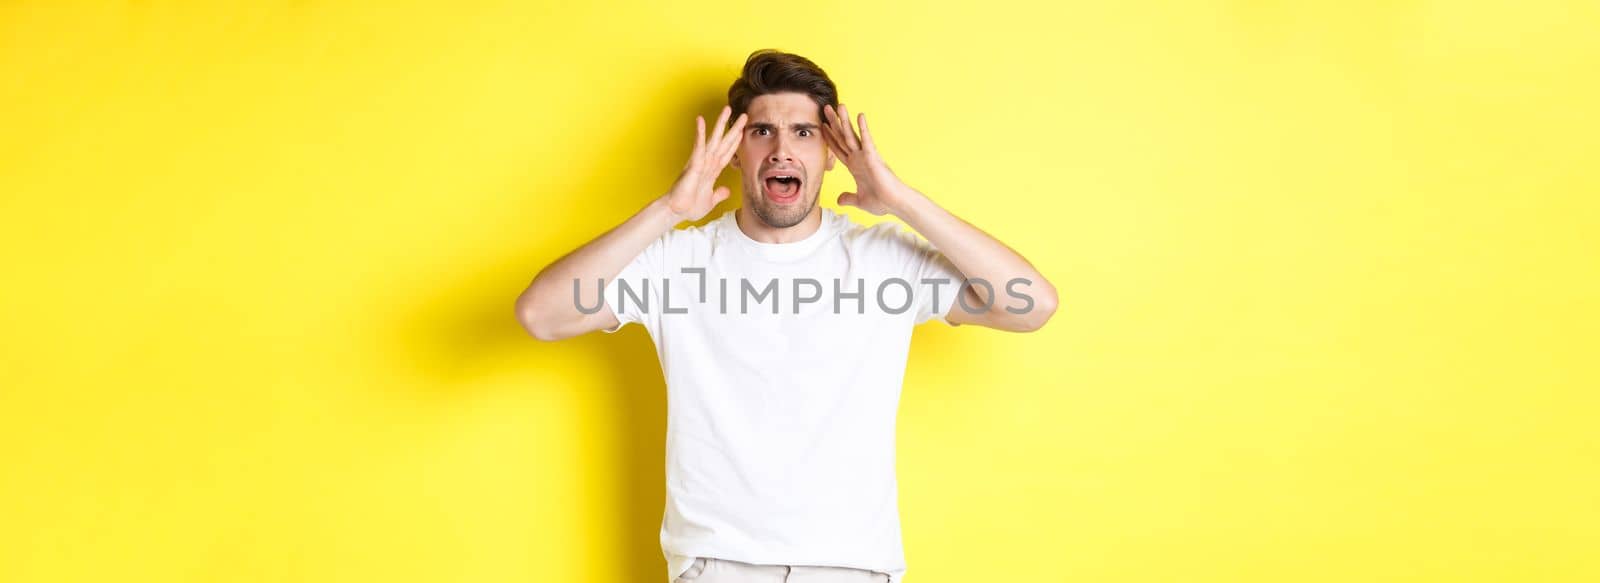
[515,50,1057,583]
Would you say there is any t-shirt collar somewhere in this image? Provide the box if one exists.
[720,207,840,262]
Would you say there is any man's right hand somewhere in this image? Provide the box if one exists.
[662,105,747,223]
[515,106,746,342]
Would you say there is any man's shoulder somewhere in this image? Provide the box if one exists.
[838,216,927,252]
[628,212,729,268]
[654,212,728,245]
[831,214,942,274]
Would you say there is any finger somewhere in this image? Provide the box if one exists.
[857,112,877,154]
[823,110,854,158]
[818,120,842,155]
[710,120,744,171]
[823,105,851,152]
[715,113,747,160]
[837,104,861,150]
[709,105,732,149]
[712,185,731,205]
[837,192,858,207]
[694,115,706,160]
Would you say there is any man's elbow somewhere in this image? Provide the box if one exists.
[515,297,565,342]
[1015,285,1058,332]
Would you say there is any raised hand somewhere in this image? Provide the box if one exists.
[821,104,915,216]
[662,105,748,223]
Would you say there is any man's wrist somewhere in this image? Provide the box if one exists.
[644,196,686,232]
[885,185,931,219]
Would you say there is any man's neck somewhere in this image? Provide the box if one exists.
[734,205,823,244]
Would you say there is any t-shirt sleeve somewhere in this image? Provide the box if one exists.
[600,233,667,334]
[902,231,966,326]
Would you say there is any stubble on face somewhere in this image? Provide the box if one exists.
[747,185,817,228]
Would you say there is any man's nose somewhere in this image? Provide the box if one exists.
[768,137,795,164]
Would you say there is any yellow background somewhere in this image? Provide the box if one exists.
[3,1,1596,581]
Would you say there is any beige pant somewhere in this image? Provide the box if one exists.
[674,557,892,583]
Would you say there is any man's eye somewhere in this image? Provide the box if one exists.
[753,128,769,136]
[798,129,812,137]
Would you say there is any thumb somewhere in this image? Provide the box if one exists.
[712,185,731,205]
[837,192,858,207]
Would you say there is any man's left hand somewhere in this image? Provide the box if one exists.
[821,104,922,216]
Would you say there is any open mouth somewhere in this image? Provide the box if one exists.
[762,174,802,204]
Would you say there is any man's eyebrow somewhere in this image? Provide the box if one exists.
[747,122,822,131]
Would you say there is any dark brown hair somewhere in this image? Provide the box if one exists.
[727,49,839,120]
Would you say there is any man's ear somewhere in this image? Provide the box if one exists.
[731,153,741,169]
[825,150,835,171]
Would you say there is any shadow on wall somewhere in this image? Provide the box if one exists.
[396,62,736,582]
[396,58,979,582]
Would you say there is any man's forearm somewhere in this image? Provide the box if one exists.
[890,188,1058,330]
[515,197,680,340]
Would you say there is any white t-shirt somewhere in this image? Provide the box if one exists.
[601,207,964,583]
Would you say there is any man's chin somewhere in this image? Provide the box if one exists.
[749,195,815,229]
